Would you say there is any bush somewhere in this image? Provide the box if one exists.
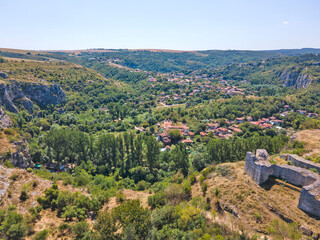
[58,223,70,231]
[4,128,15,135]
[199,175,205,184]
[4,159,14,168]
[172,171,184,184]
[7,223,27,240]
[34,229,49,240]
[73,221,89,239]
[136,180,149,191]
[116,192,126,204]
[28,206,42,221]
[20,190,28,201]
[148,192,166,209]
[188,173,197,185]
[165,183,190,205]
[10,173,19,181]
[201,182,208,197]
[253,212,262,223]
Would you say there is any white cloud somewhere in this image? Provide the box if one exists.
[282,21,289,25]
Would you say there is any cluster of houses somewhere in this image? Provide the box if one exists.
[280,105,319,118]
[155,114,287,147]
[149,73,246,105]
[156,120,194,146]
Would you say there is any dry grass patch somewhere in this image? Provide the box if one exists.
[296,129,320,158]
[0,130,17,154]
[191,161,320,235]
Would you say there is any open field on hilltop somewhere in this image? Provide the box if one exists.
[296,129,320,153]
[2,57,45,63]
[0,48,42,55]
[296,129,320,160]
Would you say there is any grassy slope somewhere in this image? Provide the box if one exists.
[192,161,320,236]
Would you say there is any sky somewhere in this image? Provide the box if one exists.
[0,0,319,51]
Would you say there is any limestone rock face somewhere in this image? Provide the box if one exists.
[0,107,12,128]
[0,140,33,169]
[0,81,66,113]
[279,69,312,89]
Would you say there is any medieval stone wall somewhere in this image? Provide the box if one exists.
[244,149,320,218]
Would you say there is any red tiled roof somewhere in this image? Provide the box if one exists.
[182,139,193,143]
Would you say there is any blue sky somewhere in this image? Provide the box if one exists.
[0,0,319,50]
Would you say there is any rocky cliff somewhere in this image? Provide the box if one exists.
[0,139,33,169]
[0,107,12,128]
[0,81,66,113]
[279,69,312,89]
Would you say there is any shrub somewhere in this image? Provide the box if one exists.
[165,183,190,205]
[32,181,38,188]
[199,175,205,184]
[7,223,27,240]
[201,182,208,197]
[34,229,49,240]
[10,173,19,181]
[58,223,70,231]
[20,190,28,201]
[148,192,166,209]
[214,187,220,198]
[116,192,126,204]
[4,159,14,168]
[172,171,184,184]
[309,168,319,174]
[4,128,15,136]
[253,212,262,222]
[72,221,89,239]
[188,173,197,185]
[136,180,149,191]
[202,167,212,177]
[28,206,42,221]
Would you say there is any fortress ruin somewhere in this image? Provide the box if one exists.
[244,149,320,218]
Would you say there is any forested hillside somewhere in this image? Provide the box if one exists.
[1,48,320,239]
[213,54,320,88]
[45,48,320,73]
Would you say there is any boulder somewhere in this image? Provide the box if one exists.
[0,72,7,79]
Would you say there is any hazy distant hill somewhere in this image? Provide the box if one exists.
[1,47,320,73]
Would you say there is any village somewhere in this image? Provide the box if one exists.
[153,103,319,149]
[147,71,246,106]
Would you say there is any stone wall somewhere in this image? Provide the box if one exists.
[244,149,320,218]
[281,154,320,174]
[298,180,320,218]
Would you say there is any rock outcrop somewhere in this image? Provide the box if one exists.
[279,69,312,89]
[244,150,320,218]
[0,139,33,169]
[0,107,12,128]
[0,81,66,113]
[0,72,7,79]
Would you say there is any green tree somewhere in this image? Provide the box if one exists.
[145,136,160,173]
